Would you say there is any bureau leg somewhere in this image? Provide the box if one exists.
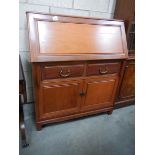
[107,110,113,115]
[36,123,42,131]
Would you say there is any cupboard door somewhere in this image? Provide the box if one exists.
[119,61,135,99]
[39,80,83,119]
[81,76,118,111]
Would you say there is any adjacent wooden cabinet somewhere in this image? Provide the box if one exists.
[27,12,128,130]
[116,59,135,104]
[114,0,135,106]
[114,0,134,31]
[119,60,135,99]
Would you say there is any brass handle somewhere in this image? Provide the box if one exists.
[99,66,108,74]
[60,68,70,77]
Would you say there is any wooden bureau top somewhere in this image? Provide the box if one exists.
[27,12,128,62]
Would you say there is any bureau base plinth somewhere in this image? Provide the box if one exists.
[36,107,113,130]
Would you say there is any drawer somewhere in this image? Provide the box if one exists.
[42,64,84,80]
[86,63,121,76]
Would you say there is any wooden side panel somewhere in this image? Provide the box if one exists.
[37,21,124,54]
[81,76,118,111]
[38,80,83,119]
[119,61,135,98]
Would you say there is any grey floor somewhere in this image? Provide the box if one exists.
[20,105,135,155]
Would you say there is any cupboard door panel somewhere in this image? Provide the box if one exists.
[39,80,83,119]
[38,21,124,55]
[82,76,118,111]
[119,61,135,98]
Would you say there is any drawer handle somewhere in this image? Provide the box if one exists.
[99,66,108,74]
[60,68,71,77]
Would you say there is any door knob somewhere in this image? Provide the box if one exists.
[79,92,85,96]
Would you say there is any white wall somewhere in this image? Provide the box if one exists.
[19,0,116,102]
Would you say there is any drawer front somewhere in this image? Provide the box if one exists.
[42,64,84,80]
[86,63,121,76]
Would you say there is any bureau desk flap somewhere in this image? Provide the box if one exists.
[27,12,128,62]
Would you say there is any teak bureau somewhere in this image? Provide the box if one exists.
[27,12,128,130]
